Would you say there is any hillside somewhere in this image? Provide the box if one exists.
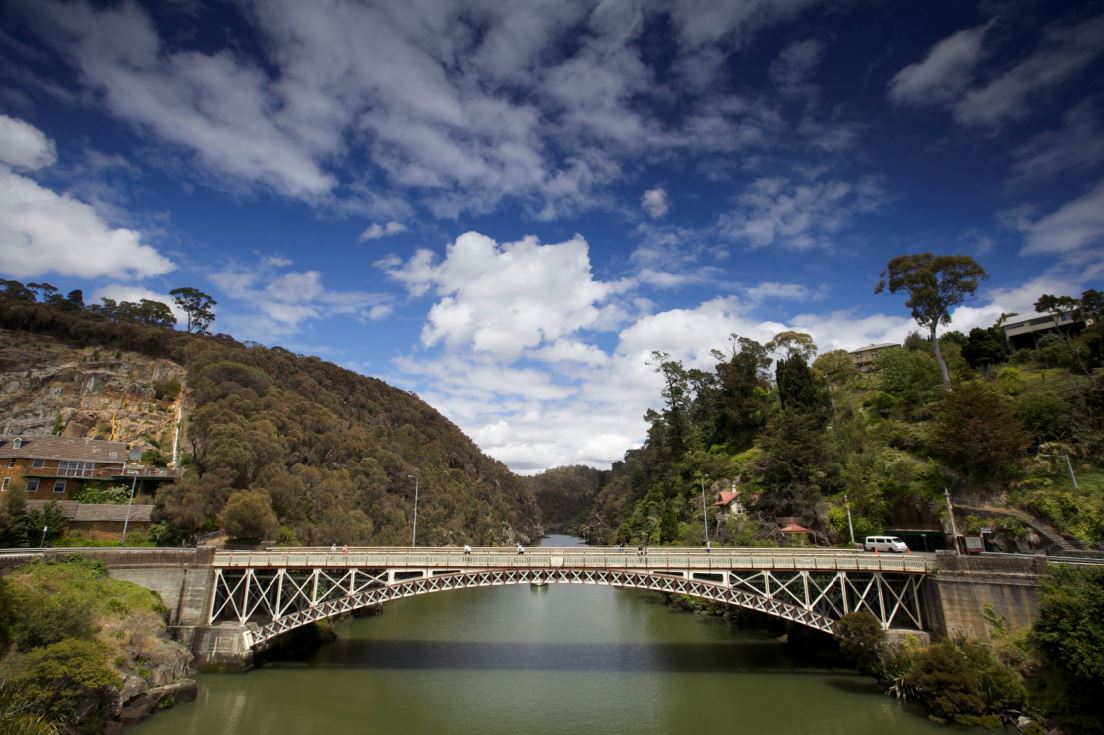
[523,465,607,532]
[0,291,541,547]
[577,323,1104,552]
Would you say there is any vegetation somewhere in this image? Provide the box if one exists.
[0,278,540,547]
[0,557,183,732]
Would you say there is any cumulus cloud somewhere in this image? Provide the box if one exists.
[381,231,616,359]
[769,38,824,100]
[359,221,408,240]
[91,284,184,323]
[0,167,174,279]
[888,23,989,106]
[641,187,669,219]
[0,114,57,170]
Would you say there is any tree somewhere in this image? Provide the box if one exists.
[0,280,35,303]
[834,611,886,674]
[812,349,858,389]
[1035,294,1089,375]
[876,254,988,387]
[766,330,817,361]
[931,381,1027,484]
[219,490,279,543]
[962,326,1010,376]
[170,287,217,334]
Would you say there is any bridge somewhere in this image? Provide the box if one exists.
[3,545,1055,670]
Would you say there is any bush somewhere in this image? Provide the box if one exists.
[905,638,1024,726]
[219,490,278,543]
[69,484,131,504]
[9,639,122,724]
[834,611,885,674]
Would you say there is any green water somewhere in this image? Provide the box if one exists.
[131,536,957,734]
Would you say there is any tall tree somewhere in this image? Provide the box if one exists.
[876,253,988,387]
[170,287,217,334]
[1034,293,1090,375]
[962,326,1010,376]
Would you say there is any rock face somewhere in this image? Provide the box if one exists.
[0,329,186,455]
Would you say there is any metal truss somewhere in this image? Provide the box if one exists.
[210,565,926,651]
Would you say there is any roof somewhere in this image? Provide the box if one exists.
[713,490,742,506]
[848,342,899,355]
[25,499,153,523]
[780,522,812,533]
[0,435,128,463]
[1001,309,1082,328]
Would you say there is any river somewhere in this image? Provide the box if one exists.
[131,535,957,734]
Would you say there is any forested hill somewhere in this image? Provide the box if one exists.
[0,290,540,547]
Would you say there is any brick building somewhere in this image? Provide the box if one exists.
[0,434,177,500]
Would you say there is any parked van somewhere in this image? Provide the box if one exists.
[864,536,909,553]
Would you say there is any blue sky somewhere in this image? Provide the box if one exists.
[1,0,1102,472]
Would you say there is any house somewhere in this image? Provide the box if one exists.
[848,342,899,372]
[25,499,154,539]
[0,434,177,501]
[713,485,746,517]
[1001,309,1087,350]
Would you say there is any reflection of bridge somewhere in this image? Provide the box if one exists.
[8,545,1053,670]
[212,547,934,649]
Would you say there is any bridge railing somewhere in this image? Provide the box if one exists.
[216,547,935,573]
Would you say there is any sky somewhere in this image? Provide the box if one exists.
[1,0,1103,474]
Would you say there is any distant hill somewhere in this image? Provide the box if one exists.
[0,293,541,546]
[523,465,607,533]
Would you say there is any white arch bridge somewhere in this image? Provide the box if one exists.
[209,547,935,651]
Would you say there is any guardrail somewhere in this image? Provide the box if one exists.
[217,547,936,573]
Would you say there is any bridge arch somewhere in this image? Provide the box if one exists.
[208,562,927,652]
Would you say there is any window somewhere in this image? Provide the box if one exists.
[53,479,66,493]
[1,478,8,492]
[31,458,45,468]
[6,460,13,468]
[58,461,94,477]
[25,478,38,493]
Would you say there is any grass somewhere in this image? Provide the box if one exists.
[1011,470,1104,545]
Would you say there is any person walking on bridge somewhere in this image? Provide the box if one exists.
[517,542,525,555]
[463,544,472,555]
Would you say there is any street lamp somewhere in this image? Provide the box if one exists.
[408,474,420,547]
[700,475,710,550]
[40,525,48,548]
[844,493,855,545]
[944,489,960,555]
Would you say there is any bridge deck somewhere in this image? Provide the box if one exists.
[214,547,936,573]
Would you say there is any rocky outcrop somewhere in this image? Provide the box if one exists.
[0,329,185,454]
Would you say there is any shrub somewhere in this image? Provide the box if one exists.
[9,639,122,724]
[905,639,1024,726]
[834,611,885,674]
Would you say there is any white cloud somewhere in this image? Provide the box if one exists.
[718,174,886,250]
[1018,180,1104,257]
[0,166,174,279]
[745,281,829,303]
[0,114,57,170]
[769,38,824,100]
[887,23,989,106]
[641,187,669,219]
[359,221,408,240]
[210,257,393,343]
[381,231,615,360]
[954,15,1104,127]
[669,0,824,47]
[1011,99,1104,182]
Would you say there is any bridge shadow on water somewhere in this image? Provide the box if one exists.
[275,639,862,676]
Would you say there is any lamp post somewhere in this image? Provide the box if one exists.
[700,475,710,550]
[121,474,138,543]
[408,474,420,547]
[40,525,48,548]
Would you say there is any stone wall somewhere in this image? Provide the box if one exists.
[922,551,1046,641]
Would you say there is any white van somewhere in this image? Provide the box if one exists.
[864,536,909,553]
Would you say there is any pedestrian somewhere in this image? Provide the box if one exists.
[517,542,525,555]
[464,544,472,555]
[330,543,337,553]
[618,541,624,551]
[341,545,349,555]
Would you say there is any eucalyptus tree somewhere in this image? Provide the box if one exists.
[876,253,988,387]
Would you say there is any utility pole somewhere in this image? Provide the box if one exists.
[844,493,855,545]
[408,474,420,547]
[121,474,138,542]
[700,475,710,550]
[1063,453,1078,489]
[944,489,960,555]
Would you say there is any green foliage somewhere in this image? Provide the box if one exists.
[833,611,885,674]
[962,326,1010,373]
[905,638,1024,726]
[152,377,181,401]
[140,448,171,466]
[1014,389,1075,445]
[525,465,606,532]
[69,484,131,504]
[169,286,216,334]
[996,366,1026,395]
[8,639,122,725]
[873,347,941,414]
[931,381,1027,485]
[1033,566,1104,685]
[219,489,279,543]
